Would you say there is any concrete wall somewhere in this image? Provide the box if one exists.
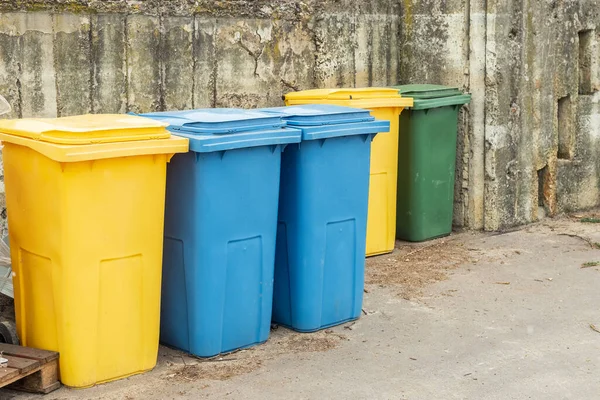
[0,0,402,116]
[0,0,598,234]
[399,0,600,230]
[0,0,402,235]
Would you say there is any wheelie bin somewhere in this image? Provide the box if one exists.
[0,114,188,387]
[390,84,471,242]
[134,109,301,357]
[284,88,413,256]
[260,104,390,331]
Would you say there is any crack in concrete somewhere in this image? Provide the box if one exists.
[88,15,95,113]
[281,79,299,91]
[51,14,61,117]
[157,14,166,111]
[15,62,22,119]
[123,14,130,112]
[210,22,217,108]
[236,37,264,78]
[190,16,197,109]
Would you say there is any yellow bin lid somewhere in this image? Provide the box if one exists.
[0,114,171,144]
[0,114,188,162]
[285,88,413,108]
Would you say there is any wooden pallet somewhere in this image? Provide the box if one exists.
[0,343,60,394]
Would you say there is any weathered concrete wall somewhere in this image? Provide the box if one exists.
[0,0,599,235]
[486,0,600,229]
[0,0,401,235]
[399,0,600,230]
[0,0,401,116]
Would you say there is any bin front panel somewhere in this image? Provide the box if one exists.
[273,135,372,332]
[5,143,168,387]
[160,145,282,357]
[396,106,460,242]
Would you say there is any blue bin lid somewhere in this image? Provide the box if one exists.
[135,108,285,133]
[260,104,374,126]
[133,109,301,152]
[259,105,390,141]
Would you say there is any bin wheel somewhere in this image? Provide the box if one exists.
[0,320,19,345]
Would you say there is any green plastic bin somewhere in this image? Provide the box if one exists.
[391,84,471,242]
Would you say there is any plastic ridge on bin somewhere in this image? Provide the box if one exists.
[260,104,390,332]
[135,108,301,357]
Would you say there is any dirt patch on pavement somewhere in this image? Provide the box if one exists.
[163,329,347,382]
[170,358,263,382]
[267,329,347,353]
[366,237,474,300]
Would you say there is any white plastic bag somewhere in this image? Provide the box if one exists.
[0,95,10,297]
[0,238,12,299]
[0,95,10,298]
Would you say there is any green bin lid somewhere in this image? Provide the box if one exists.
[390,84,471,110]
[393,84,462,98]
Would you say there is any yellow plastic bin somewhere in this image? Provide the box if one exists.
[285,88,413,256]
[0,114,188,388]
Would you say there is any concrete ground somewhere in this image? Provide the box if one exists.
[3,212,600,400]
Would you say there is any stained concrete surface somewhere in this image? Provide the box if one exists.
[1,2,600,233]
[3,214,600,400]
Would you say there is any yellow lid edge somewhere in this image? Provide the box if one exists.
[0,133,189,163]
[284,87,403,100]
[284,97,413,108]
[0,114,170,144]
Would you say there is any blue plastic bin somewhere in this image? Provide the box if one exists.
[135,109,301,357]
[260,105,390,332]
